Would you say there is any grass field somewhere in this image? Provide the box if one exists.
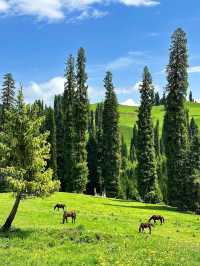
[1,192,200,265]
[91,102,200,148]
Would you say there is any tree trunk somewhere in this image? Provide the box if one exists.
[2,194,21,231]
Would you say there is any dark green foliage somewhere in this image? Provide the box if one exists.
[163,28,189,208]
[137,66,161,203]
[44,107,57,179]
[102,72,121,198]
[1,73,15,129]
[155,92,160,106]
[95,103,104,194]
[189,90,194,102]
[54,95,65,189]
[160,92,166,105]
[87,111,98,195]
[73,48,89,193]
[185,118,200,210]
[121,135,128,159]
[154,120,160,157]
[63,55,76,192]
[129,125,138,162]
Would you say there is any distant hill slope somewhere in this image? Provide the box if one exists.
[91,102,200,148]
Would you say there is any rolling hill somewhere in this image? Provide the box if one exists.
[92,102,200,148]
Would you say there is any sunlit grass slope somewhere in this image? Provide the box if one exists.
[0,192,200,265]
[91,102,200,148]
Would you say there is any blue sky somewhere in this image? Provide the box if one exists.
[0,0,200,105]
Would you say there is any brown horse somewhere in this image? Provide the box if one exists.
[54,203,66,211]
[63,210,76,224]
[139,223,154,234]
[149,215,165,224]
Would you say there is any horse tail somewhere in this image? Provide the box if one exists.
[148,217,152,223]
[162,217,165,223]
[54,205,56,210]
[139,225,141,233]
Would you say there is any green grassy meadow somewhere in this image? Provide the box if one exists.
[91,102,200,148]
[1,192,200,265]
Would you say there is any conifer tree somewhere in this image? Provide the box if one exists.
[185,118,200,210]
[102,72,121,198]
[130,124,138,162]
[54,95,64,189]
[73,48,89,193]
[95,103,104,194]
[189,90,193,102]
[154,120,160,157]
[137,66,161,203]
[1,73,15,127]
[155,92,160,106]
[45,107,57,179]
[163,28,189,208]
[0,89,59,230]
[87,110,98,195]
[63,55,76,192]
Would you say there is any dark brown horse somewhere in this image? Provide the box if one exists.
[63,210,76,224]
[54,203,66,211]
[149,215,165,224]
[139,223,154,234]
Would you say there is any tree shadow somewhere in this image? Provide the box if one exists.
[103,202,181,213]
[0,227,34,239]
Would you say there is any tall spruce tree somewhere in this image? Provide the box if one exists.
[63,55,76,192]
[102,72,121,198]
[189,90,193,102]
[45,107,57,179]
[54,95,64,189]
[73,48,89,193]
[155,92,160,106]
[130,124,138,162]
[87,110,98,195]
[137,66,161,203]
[185,118,200,210]
[163,28,189,208]
[95,103,104,194]
[154,120,160,157]
[1,73,15,127]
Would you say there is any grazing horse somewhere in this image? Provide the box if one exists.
[149,215,165,224]
[54,203,66,211]
[139,223,153,234]
[63,210,76,224]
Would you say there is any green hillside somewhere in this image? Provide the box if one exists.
[0,193,200,265]
[92,102,200,148]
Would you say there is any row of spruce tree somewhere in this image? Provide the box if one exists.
[1,28,200,212]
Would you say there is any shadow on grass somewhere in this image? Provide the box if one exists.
[103,202,179,213]
[0,227,34,239]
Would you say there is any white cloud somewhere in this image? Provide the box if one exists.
[121,98,139,106]
[106,51,146,71]
[0,0,9,12]
[115,82,141,94]
[25,76,65,105]
[75,9,108,21]
[119,0,159,7]
[0,0,160,21]
[188,66,200,73]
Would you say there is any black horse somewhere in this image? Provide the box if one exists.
[139,223,154,234]
[54,203,66,211]
[149,215,165,224]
